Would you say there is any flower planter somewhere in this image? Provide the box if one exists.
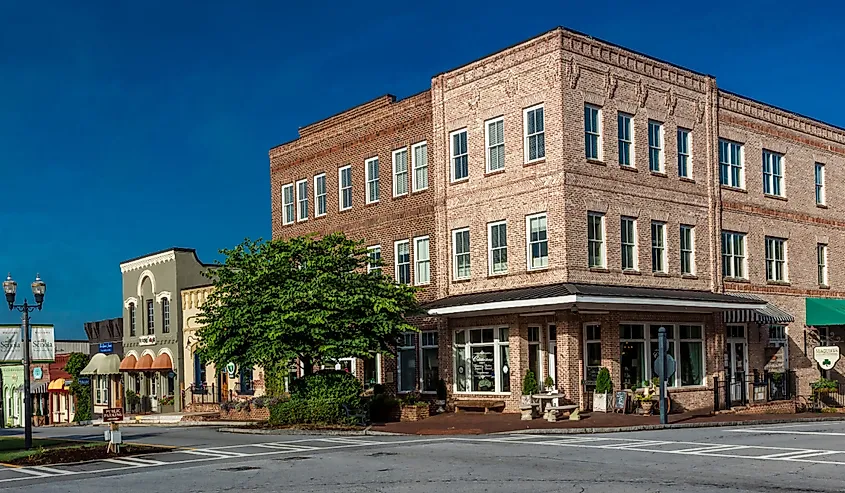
[400,404,430,422]
[32,415,46,427]
[592,393,612,413]
[639,400,654,415]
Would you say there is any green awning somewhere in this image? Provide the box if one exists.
[806,298,845,326]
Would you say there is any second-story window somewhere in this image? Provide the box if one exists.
[818,243,828,286]
[146,299,155,335]
[585,105,602,161]
[648,120,664,173]
[488,221,508,275]
[651,221,667,273]
[314,173,327,217]
[762,150,784,197]
[527,213,548,270]
[815,162,825,205]
[414,236,430,286]
[161,297,170,333]
[393,148,408,197]
[765,237,787,282]
[719,139,744,188]
[338,165,352,210]
[453,228,471,280]
[296,179,308,221]
[621,217,637,271]
[365,158,379,204]
[680,225,695,275]
[367,246,381,274]
[486,117,505,172]
[721,231,746,279]
[394,240,411,284]
[677,128,691,178]
[618,113,633,167]
[412,142,428,191]
[587,212,605,268]
[524,104,545,163]
[129,303,136,336]
[282,183,295,225]
[451,130,468,181]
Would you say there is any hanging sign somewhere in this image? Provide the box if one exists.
[99,342,114,354]
[0,326,20,363]
[0,324,55,363]
[814,346,840,370]
[33,367,43,380]
[31,326,55,362]
[226,362,236,377]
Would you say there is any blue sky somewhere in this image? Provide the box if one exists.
[1,1,843,338]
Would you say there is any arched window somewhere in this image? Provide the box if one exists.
[161,298,171,333]
[129,303,136,336]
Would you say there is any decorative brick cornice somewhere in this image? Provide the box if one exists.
[723,201,845,229]
[726,282,845,299]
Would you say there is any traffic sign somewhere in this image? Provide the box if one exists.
[103,408,124,422]
[653,354,676,380]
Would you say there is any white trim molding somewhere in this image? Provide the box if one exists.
[120,250,176,273]
[157,347,174,359]
[140,349,156,359]
[137,270,157,298]
[124,297,139,309]
[155,291,172,303]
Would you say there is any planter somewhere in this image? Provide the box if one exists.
[434,400,446,414]
[639,400,654,415]
[592,392,612,413]
[32,415,46,427]
[400,404,430,422]
[159,404,175,414]
[520,395,534,407]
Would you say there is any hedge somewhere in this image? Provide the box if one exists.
[269,398,354,425]
[289,370,362,407]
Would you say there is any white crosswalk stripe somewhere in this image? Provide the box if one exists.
[251,443,317,451]
[29,466,74,475]
[10,467,53,477]
[103,458,146,466]
[117,456,166,465]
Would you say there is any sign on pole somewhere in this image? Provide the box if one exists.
[0,327,20,362]
[103,408,124,422]
[653,354,676,381]
[31,326,55,362]
[226,362,236,377]
[0,324,55,363]
[814,346,841,370]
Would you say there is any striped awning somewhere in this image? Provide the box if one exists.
[723,293,794,324]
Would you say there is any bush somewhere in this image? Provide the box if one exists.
[290,370,363,408]
[595,367,613,394]
[269,398,354,426]
[522,371,538,396]
[367,393,399,422]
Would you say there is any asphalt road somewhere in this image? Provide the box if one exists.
[3,420,845,492]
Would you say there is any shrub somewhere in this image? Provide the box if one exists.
[269,398,354,426]
[290,370,363,408]
[811,377,839,393]
[544,376,555,390]
[252,396,266,408]
[522,371,538,396]
[595,367,613,394]
[372,384,385,396]
[367,393,399,422]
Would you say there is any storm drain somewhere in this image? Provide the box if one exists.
[274,456,312,462]
[220,466,261,472]
[370,452,396,457]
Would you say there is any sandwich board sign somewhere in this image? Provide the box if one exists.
[814,346,840,371]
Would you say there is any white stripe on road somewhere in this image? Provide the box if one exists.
[251,443,317,452]
[675,444,751,454]
[730,429,845,437]
[10,467,52,477]
[102,458,144,467]
[782,451,841,460]
[192,448,247,457]
[317,437,381,446]
[118,456,166,465]
[597,440,673,450]
[29,466,74,475]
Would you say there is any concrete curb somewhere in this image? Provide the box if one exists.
[216,426,403,436]
[493,415,845,435]
[95,421,256,427]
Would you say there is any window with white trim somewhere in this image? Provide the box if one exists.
[367,245,381,274]
[412,142,428,191]
[454,327,510,393]
[146,299,155,335]
[651,221,667,273]
[394,240,410,285]
[719,139,744,188]
[95,375,109,405]
[338,165,352,210]
[398,332,416,392]
[296,179,308,220]
[161,297,171,334]
[677,128,691,178]
[587,212,606,268]
[528,326,542,385]
[815,162,825,205]
[585,105,602,160]
[450,129,468,181]
[621,216,637,271]
[680,225,695,276]
[524,104,545,163]
[547,324,557,388]
[414,236,430,285]
[421,331,439,392]
[282,183,295,225]
[618,112,633,167]
[392,148,408,197]
[721,231,746,279]
[762,150,784,197]
[365,158,379,204]
[765,237,787,282]
[486,117,505,172]
[314,173,327,217]
[648,120,664,172]
[488,221,508,275]
[527,213,548,270]
[584,324,602,388]
[818,243,828,286]
[129,303,136,336]
[453,228,470,280]
[620,323,704,389]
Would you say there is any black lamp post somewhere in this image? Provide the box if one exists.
[3,274,46,450]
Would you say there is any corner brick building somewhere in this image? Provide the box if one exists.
[270,27,845,413]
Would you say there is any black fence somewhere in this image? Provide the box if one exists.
[185,384,234,405]
[714,370,796,411]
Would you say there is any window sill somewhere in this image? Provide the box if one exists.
[724,277,750,283]
[619,164,638,172]
[450,178,469,185]
[392,193,408,200]
[819,284,831,290]
[527,266,550,273]
[586,159,606,166]
[764,194,787,202]
[453,392,512,396]
[622,269,641,276]
[524,158,546,167]
[452,278,472,283]
[411,187,429,195]
[720,185,747,193]
[485,169,506,177]
[652,271,669,277]
[766,280,791,286]
[650,171,668,178]
[679,177,695,183]
[487,272,508,278]
[681,274,699,280]
[338,208,353,213]
[365,201,380,207]
[314,214,327,219]
[666,385,709,393]
[414,282,432,287]
[589,267,609,273]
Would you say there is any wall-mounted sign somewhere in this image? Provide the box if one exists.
[78,377,91,386]
[814,346,841,370]
[0,324,56,363]
[99,342,114,353]
[139,335,156,346]
[226,362,236,377]
[32,367,43,380]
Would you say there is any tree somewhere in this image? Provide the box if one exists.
[196,233,422,380]
[63,352,92,422]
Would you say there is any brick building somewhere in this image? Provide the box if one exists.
[270,27,845,412]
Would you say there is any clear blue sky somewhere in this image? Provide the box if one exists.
[1,1,843,338]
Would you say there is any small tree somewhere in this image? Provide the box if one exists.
[522,371,538,396]
[595,367,613,394]
[64,352,92,422]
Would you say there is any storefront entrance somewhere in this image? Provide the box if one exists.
[726,325,748,402]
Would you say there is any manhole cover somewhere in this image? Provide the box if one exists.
[220,466,261,472]
[274,456,311,462]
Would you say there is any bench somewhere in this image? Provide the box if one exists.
[454,400,506,414]
[342,403,367,426]
[546,405,578,422]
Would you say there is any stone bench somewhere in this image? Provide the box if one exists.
[454,400,506,414]
[546,405,578,422]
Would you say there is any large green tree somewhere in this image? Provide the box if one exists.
[196,233,422,380]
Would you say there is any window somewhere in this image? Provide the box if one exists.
[587,212,606,268]
[421,331,439,392]
[680,225,695,275]
[528,326,542,385]
[412,142,428,191]
[338,165,352,210]
[621,217,637,271]
[762,150,784,197]
[585,105,602,160]
[453,228,471,280]
[815,163,825,205]
[392,148,408,197]
[282,183,295,225]
[527,213,548,270]
[648,120,664,172]
[146,299,155,335]
[618,113,633,167]
[450,129,469,181]
[584,324,602,388]
[314,173,327,217]
[721,231,747,279]
[651,222,667,273]
[765,237,787,282]
[398,333,416,392]
[296,179,308,221]
[161,297,170,333]
[453,327,510,393]
[524,104,545,162]
[365,158,379,204]
[239,367,254,394]
[394,240,411,284]
[547,325,557,388]
[719,139,744,188]
[769,325,787,343]
[620,323,704,389]
[414,236,430,286]
[488,221,508,275]
[677,128,691,178]
[485,117,505,172]
[367,245,381,274]
[129,303,136,336]
[95,375,109,405]
[818,243,828,286]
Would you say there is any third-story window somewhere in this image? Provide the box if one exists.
[722,231,746,279]
[585,105,602,160]
[486,117,505,172]
[393,148,408,197]
[648,120,664,172]
[677,128,691,178]
[296,179,308,221]
[524,104,545,163]
[618,113,633,167]
[527,213,548,270]
[762,150,784,197]
[146,299,155,335]
[488,221,508,275]
[818,243,828,286]
[412,142,428,191]
[315,173,327,217]
[414,236,430,286]
[621,216,637,271]
[282,183,295,225]
[394,240,411,284]
[587,212,605,268]
[338,165,352,210]
[453,228,471,280]
[719,139,744,188]
[365,157,379,204]
[161,297,170,333]
[815,162,825,205]
[451,129,468,181]
[129,303,136,336]
[651,221,667,273]
[765,237,787,282]
[680,225,695,275]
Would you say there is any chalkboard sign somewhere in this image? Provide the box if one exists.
[613,391,628,413]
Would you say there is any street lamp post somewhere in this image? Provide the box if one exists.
[3,274,46,450]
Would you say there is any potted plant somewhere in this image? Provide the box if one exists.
[634,380,657,415]
[593,367,613,412]
[33,406,45,427]
[435,379,447,413]
[544,376,555,394]
[399,392,430,422]
[159,395,175,413]
[520,371,539,406]
[125,390,140,414]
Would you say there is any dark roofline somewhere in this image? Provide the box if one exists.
[719,88,845,134]
[182,281,215,291]
[296,93,395,132]
[120,247,215,268]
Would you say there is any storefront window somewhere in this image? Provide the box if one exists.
[621,323,704,388]
[421,331,439,392]
[528,326,542,384]
[398,333,417,392]
[363,355,379,388]
[679,325,703,386]
[620,323,646,390]
[454,327,510,393]
[584,324,602,389]
[548,325,557,388]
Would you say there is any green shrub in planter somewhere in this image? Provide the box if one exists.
[290,370,363,408]
[522,371,538,396]
[595,368,613,394]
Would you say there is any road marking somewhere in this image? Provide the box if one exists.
[316,437,381,446]
[730,429,845,437]
[251,443,317,452]
[782,451,840,460]
[29,466,74,475]
[673,444,750,454]
[597,440,673,450]
[102,458,145,467]
[10,467,52,477]
[192,448,247,457]
[117,457,166,465]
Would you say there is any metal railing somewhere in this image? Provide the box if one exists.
[714,370,796,412]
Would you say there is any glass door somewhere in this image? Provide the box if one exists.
[726,325,747,403]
